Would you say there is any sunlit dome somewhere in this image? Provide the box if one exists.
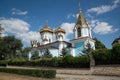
[40,24,53,33]
[54,27,66,33]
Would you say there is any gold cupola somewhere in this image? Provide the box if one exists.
[54,27,66,33]
[40,24,53,33]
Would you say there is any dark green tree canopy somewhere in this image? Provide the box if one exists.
[0,24,4,38]
[93,37,106,49]
[31,50,39,60]
[0,36,23,59]
[43,49,52,58]
[61,47,68,57]
[21,47,31,60]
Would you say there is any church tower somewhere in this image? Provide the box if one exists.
[73,9,91,38]
[54,27,66,41]
[40,23,53,45]
[70,7,95,56]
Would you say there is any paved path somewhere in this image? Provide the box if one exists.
[1,66,120,80]
[56,74,120,80]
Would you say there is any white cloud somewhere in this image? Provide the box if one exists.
[67,13,76,19]
[12,8,28,15]
[60,22,75,40]
[0,18,40,45]
[89,20,118,34]
[87,0,120,14]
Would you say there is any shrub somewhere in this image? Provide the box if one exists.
[9,58,26,65]
[0,60,9,66]
[92,49,112,65]
[0,68,56,78]
[111,44,120,64]
[58,54,89,68]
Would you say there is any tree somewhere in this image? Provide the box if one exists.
[31,50,39,60]
[93,37,106,49]
[0,24,4,38]
[21,47,31,60]
[0,39,10,60]
[83,42,95,67]
[43,49,52,58]
[3,36,23,58]
[112,44,120,63]
[61,47,68,57]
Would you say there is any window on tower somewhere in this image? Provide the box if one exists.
[77,27,81,37]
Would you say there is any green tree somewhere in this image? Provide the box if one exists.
[93,37,106,49]
[0,24,4,38]
[0,40,10,60]
[83,42,95,67]
[22,47,31,60]
[61,47,68,57]
[31,50,39,60]
[3,36,23,58]
[43,49,52,58]
[112,44,120,63]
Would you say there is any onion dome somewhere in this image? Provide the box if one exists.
[40,24,53,33]
[54,27,66,33]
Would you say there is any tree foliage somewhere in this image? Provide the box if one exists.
[83,42,95,67]
[0,36,23,59]
[0,24,4,37]
[111,44,120,63]
[43,49,52,58]
[21,47,31,60]
[31,50,39,60]
[61,47,68,57]
[93,37,106,49]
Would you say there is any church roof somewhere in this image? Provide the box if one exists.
[112,37,120,45]
[32,41,73,50]
[40,24,53,33]
[74,9,89,28]
[54,27,66,33]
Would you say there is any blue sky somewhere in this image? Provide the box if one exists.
[0,0,120,48]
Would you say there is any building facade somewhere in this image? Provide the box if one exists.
[31,8,95,57]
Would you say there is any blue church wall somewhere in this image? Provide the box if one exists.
[74,41,84,56]
[50,49,59,57]
[67,49,71,54]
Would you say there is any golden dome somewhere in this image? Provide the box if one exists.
[54,27,66,33]
[40,24,53,33]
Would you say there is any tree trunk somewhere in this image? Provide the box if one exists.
[88,52,95,67]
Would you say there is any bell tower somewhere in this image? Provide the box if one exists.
[73,8,91,39]
[70,5,95,56]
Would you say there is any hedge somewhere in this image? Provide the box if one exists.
[28,55,90,68]
[92,44,120,65]
[0,68,56,78]
[0,60,8,66]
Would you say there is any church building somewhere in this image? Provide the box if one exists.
[31,7,95,57]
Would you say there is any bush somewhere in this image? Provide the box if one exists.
[111,44,120,64]
[26,55,90,68]
[0,68,56,78]
[92,49,111,65]
[58,54,90,68]
[8,58,26,65]
[0,60,9,66]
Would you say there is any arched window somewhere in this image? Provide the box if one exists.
[77,27,81,37]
